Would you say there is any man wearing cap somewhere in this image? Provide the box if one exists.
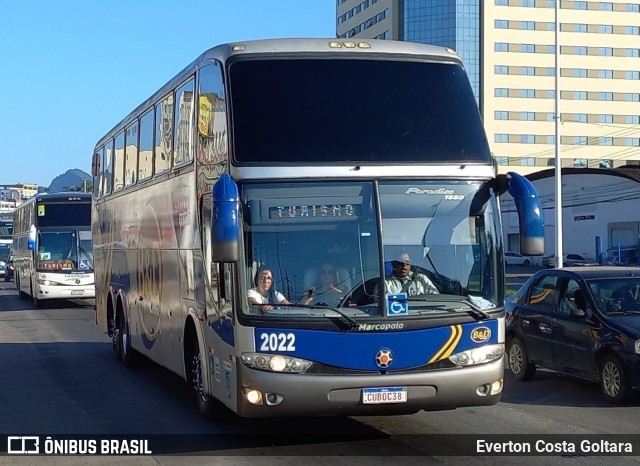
[385,249,439,296]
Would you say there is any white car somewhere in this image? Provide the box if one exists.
[542,253,591,268]
[505,252,531,266]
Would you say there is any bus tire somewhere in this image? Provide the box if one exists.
[17,277,27,299]
[189,339,230,421]
[115,310,138,368]
[31,285,44,309]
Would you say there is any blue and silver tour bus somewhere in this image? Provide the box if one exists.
[91,38,544,418]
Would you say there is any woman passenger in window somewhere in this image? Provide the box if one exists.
[309,262,344,307]
[247,266,294,313]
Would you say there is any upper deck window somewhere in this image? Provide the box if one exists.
[229,58,490,165]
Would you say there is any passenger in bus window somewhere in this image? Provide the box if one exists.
[307,262,345,307]
[384,249,439,296]
[248,266,293,313]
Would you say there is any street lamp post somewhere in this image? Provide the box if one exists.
[554,0,563,268]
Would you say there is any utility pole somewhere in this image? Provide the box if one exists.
[554,1,563,268]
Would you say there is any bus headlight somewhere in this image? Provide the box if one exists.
[37,279,62,286]
[449,344,504,366]
[241,353,313,373]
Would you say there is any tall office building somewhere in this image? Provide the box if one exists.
[336,0,640,175]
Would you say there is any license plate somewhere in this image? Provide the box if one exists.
[71,290,84,296]
[362,387,407,404]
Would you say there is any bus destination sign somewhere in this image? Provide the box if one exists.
[269,204,358,220]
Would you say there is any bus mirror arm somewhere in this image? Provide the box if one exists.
[505,172,545,256]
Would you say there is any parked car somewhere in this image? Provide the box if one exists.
[505,252,532,266]
[542,253,590,268]
[0,263,4,279]
[506,266,640,404]
[4,256,14,282]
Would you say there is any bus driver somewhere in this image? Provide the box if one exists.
[385,249,439,296]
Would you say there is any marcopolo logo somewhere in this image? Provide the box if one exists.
[470,326,491,343]
[358,322,404,331]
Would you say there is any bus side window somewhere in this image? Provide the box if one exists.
[125,121,139,187]
[174,77,195,167]
[113,130,125,192]
[220,263,233,315]
[138,109,154,181]
[154,93,173,176]
[197,62,228,166]
[93,147,103,198]
[102,139,114,195]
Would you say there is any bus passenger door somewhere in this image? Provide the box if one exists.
[201,193,237,410]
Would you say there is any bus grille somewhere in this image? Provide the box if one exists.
[306,359,458,375]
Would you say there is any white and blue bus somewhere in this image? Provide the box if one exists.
[12,192,94,307]
[92,38,544,419]
[0,215,12,264]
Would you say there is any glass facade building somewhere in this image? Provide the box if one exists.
[403,0,480,101]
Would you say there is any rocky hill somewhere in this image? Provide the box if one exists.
[48,169,91,193]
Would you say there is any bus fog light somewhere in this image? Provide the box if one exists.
[491,379,503,395]
[476,384,490,396]
[245,389,263,405]
[265,393,283,406]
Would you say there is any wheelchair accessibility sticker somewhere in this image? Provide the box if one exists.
[386,293,408,316]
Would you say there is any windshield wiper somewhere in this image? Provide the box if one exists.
[250,302,359,330]
[268,303,359,330]
[608,310,640,316]
[293,304,358,329]
[404,295,491,321]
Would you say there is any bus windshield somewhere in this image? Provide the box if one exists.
[241,180,501,319]
[228,58,490,165]
[36,228,94,272]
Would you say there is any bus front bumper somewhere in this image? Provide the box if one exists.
[35,284,95,300]
[235,358,503,417]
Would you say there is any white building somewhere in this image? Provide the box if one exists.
[501,167,640,262]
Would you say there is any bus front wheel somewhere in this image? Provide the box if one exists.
[189,339,231,421]
[31,285,43,309]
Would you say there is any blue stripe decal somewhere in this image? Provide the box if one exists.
[254,320,498,371]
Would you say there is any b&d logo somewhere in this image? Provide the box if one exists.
[470,326,491,343]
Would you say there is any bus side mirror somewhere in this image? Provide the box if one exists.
[504,172,544,256]
[27,225,36,251]
[211,173,239,263]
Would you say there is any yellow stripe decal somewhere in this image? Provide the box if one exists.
[428,324,463,364]
[529,288,553,305]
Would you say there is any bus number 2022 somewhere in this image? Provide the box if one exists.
[259,333,296,352]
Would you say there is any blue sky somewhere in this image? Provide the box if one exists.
[0,0,336,187]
